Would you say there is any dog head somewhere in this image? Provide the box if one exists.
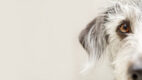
[79,0,142,80]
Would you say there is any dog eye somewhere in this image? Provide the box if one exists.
[119,23,130,33]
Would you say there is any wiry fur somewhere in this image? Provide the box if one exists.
[79,16,108,72]
[79,0,142,80]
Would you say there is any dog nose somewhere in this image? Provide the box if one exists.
[129,65,142,80]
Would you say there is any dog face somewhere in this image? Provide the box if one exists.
[79,1,142,80]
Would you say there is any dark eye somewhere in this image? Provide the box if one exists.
[119,23,130,33]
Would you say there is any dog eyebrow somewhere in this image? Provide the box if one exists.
[105,4,121,15]
[105,7,116,15]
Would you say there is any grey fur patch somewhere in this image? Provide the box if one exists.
[79,16,108,60]
[105,34,109,44]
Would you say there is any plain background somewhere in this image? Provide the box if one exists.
[0,0,112,80]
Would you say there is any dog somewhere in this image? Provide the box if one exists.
[79,0,142,80]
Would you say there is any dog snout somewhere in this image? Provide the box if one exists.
[129,64,142,80]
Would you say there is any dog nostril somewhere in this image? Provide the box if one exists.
[128,62,142,80]
[132,73,138,80]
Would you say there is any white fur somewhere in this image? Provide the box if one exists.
[80,0,142,80]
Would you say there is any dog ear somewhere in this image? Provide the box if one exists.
[79,16,108,67]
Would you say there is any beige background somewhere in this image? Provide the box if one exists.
[0,0,111,80]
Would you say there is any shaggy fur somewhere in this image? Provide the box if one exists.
[79,0,142,80]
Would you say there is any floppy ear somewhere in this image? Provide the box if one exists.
[79,16,108,66]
